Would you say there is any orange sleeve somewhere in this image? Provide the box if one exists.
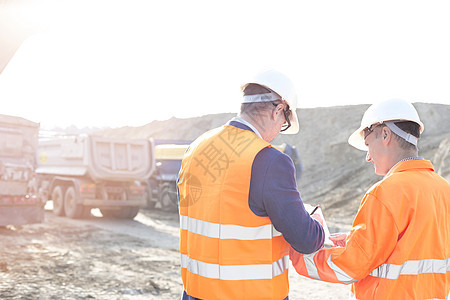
[290,193,399,283]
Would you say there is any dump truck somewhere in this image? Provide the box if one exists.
[146,140,303,212]
[36,135,155,219]
[146,140,189,212]
[0,114,44,226]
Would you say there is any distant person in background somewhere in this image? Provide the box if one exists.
[282,143,303,180]
[290,99,450,299]
[177,70,325,300]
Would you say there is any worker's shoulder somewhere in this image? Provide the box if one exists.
[251,147,295,183]
[254,146,292,167]
[367,170,428,199]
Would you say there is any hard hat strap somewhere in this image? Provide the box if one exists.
[242,91,281,103]
[384,121,418,147]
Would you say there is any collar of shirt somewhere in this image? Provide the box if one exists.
[228,117,263,139]
[385,156,424,178]
[399,156,423,163]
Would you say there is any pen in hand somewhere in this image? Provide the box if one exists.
[310,205,319,215]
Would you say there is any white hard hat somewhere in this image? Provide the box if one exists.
[348,99,424,151]
[241,70,299,134]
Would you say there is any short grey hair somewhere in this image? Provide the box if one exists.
[240,83,281,115]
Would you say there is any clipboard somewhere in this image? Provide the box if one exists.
[304,204,334,247]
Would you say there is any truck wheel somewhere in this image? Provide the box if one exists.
[64,186,84,219]
[99,207,139,219]
[160,184,178,212]
[51,186,65,216]
[120,207,140,219]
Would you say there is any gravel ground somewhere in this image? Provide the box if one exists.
[0,208,350,300]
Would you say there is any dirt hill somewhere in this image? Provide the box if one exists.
[99,103,450,229]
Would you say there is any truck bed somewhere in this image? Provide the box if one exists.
[36,135,154,182]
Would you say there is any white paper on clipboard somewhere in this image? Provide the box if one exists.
[304,204,333,246]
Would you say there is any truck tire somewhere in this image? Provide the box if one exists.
[159,183,178,212]
[51,186,65,216]
[122,207,139,219]
[64,186,85,219]
[99,207,139,219]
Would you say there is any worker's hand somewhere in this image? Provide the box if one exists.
[329,233,347,247]
[311,213,324,226]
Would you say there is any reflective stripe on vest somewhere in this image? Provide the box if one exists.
[350,292,449,300]
[303,251,357,284]
[370,258,450,279]
[181,254,289,280]
[304,251,449,285]
[180,215,283,240]
[179,126,290,299]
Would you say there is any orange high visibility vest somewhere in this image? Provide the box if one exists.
[290,159,450,300]
[178,125,290,300]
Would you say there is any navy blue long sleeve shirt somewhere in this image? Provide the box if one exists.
[233,121,325,254]
[182,121,324,300]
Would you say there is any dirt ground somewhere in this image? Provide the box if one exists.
[0,207,351,300]
[2,103,447,300]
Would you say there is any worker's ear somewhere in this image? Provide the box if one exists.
[270,105,280,120]
[272,103,282,120]
[381,126,392,145]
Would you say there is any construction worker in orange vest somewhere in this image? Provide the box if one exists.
[290,99,450,299]
[178,70,325,300]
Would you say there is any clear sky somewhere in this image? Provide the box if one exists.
[1,0,449,129]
